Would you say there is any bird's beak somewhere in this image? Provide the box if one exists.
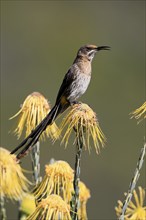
[96,46,110,51]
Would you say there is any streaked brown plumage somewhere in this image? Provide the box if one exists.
[11,44,110,159]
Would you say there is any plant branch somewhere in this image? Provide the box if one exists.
[0,196,6,220]
[71,132,83,220]
[30,141,41,185]
[119,142,146,220]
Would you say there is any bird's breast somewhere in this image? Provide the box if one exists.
[68,70,91,101]
[78,60,92,76]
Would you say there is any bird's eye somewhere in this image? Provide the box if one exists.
[86,47,91,51]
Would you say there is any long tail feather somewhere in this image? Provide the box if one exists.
[11,104,60,159]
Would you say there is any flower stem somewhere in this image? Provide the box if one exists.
[71,132,83,220]
[119,142,146,220]
[30,141,41,185]
[0,196,7,220]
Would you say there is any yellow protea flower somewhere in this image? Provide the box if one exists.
[131,102,146,121]
[60,103,106,154]
[27,194,72,220]
[78,181,91,220]
[34,160,74,203]
[0,147,29,200]
[10,92,59,140]
[115,187,146,220]
[20,194,36,216]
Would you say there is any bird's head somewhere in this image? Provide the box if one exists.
[77,44,110,61]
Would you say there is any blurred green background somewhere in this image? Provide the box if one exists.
[1,1,145,219]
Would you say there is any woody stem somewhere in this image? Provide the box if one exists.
[0,196,6,220]
[30,141,41,185]
[71,131,83,220]
[119,142,146,220]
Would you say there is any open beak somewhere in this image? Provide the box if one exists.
[96,46,110,51]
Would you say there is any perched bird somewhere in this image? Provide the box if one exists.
[11,44,110,159]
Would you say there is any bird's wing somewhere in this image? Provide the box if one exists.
[55,67,74,104]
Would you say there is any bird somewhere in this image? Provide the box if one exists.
[11,44,110,159]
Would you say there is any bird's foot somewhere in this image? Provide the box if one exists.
[69,101,83,110]
[70,100,81,106]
